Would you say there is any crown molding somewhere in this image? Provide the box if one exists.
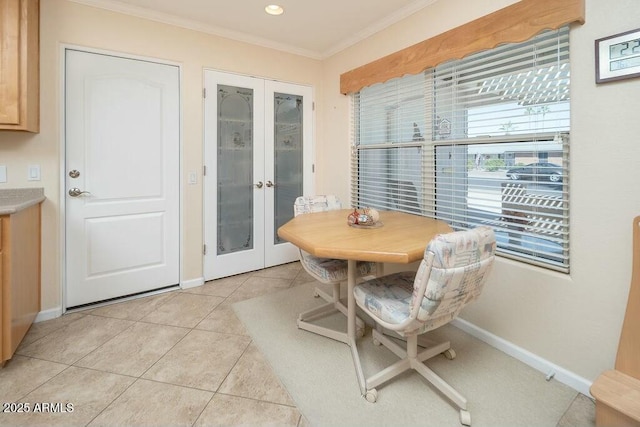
[67,0,436,60]
[322,0,439,58]
[66,0,324,59]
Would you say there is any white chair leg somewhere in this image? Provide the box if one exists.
[313,286,333,302]
[366,358,412,390]
[410,359,468,411]
[460,410,471,426]
[299,282,343,322]
[417,341,451,363]
[372,328,407,359]
[365,389,378,403]
[366,332,471,424]
[298,280,368,341]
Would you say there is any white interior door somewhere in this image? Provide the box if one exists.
[65,49,180,308]
[264,81,313,267]
[204,71,265,279]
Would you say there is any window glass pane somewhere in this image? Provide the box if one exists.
[467,101,570,138]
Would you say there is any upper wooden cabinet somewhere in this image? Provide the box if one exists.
[0,0,39,133]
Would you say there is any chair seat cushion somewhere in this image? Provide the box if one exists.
[353,272,416,325]
[301,253,376,283]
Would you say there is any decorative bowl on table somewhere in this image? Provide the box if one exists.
[347,208,383,228]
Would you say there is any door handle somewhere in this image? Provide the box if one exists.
[255,181,264,189]
[266,180,274,188]
[69,188,92,197]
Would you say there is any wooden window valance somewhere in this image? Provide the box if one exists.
[340,0,585,94]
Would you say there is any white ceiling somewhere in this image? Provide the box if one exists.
[70,0,439,59]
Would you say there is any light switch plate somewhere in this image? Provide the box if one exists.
[28,164,40,181]
[188,171,197,184]
[0,165,6,183]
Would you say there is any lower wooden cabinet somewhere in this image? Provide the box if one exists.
[1,203,41,364]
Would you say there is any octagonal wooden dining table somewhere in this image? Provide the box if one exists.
[278,208,452,395]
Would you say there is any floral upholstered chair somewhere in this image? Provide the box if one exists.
[353,226,496,426]
[294,195,375,342]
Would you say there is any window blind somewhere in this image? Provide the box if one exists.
[351,72,431,214]
[433,28,570,139]
[351,27,571,272]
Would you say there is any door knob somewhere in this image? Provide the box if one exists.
[255,181,264,189]
[266,180,274,188]
[69,188,92,197]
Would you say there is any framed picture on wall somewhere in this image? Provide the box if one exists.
[595,28,640,84]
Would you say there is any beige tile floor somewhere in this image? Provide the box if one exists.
[0,262,594,427]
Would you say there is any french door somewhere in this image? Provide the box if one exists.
[203,71,313,280]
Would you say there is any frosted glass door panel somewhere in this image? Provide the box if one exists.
[273,92,304,244]
[204,70,265,280]
[263,80,312,268]
[273,93,303,244]
[217,84,254,255]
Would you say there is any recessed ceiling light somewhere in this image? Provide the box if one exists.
[265,4,284,16]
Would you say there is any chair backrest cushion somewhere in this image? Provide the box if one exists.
[411,226,496,332]
[294,195,341,217]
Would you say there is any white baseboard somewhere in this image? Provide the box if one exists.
[452,318,593,397]
[181,277,204,290]
[34,306,64,323]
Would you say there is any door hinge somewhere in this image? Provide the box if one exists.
[203,88,206,98]
[312,101,315,111]
[312,164,315,173]
[203,165,207,176]
[203,244,207,255]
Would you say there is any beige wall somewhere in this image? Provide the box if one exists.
[1,0,638,386]
[0,0,322,310]
[321,0,640,383]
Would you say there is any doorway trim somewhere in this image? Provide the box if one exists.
[59,44,184,314]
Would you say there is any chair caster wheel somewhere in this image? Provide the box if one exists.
[372,338,381,346]
[365,389,377,403]
[443,349,456,360]
[313,291,320,298]
[460,409,471,426]
[357,327,365,338]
